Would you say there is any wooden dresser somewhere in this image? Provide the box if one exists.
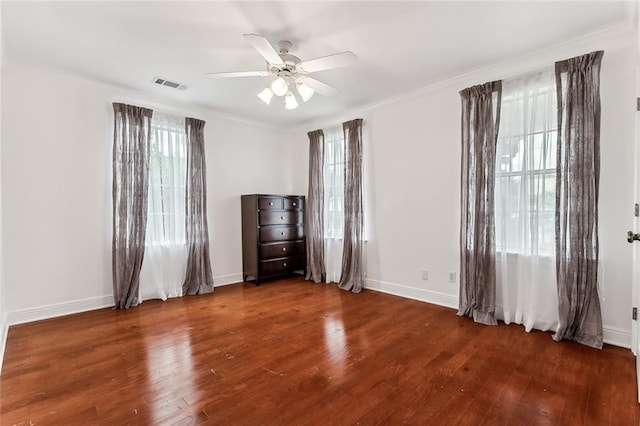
[241,194,306,284]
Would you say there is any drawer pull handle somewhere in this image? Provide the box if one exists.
[282,247,286,251]
[281,231,285,236]
[280,216,284,220]
[293,202,297,206]
[283,262,287,267]
[269,202,273,206]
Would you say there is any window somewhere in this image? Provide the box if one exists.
[146,114,187,246]
[495,71,557,257]
[323,126,345,239]
[493,70,559,332]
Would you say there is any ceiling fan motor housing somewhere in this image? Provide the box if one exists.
[277,40,293,54]
[269,43,304,80]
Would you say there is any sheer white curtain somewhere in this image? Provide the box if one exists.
[495,69,559,332]
[139,112,188,301]
[324,126,344,283]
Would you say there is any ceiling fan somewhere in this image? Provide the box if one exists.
[206,34,357,110]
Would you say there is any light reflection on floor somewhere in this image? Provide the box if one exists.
[323,315,347,380]
[144,329,195,422]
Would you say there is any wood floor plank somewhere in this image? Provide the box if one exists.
[1,277,638,425]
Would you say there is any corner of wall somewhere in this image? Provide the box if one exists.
[0,0,6,373]
[0,311,7,373]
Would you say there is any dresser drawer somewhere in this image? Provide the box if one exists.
[284,197,304,210]
[259,210,302,226]
[259,225,303,243]
[259,196,282,210]
[259,241,304,259]
[259,256,304,276]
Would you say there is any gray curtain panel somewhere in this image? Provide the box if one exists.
[182,117,215,295]
[339,118,365,293]
[553,51,604,349]
[305,129,326,283]
[458,81,502,325]
[112,103,153,309]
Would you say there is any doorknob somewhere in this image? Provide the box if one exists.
[627,231,640,243]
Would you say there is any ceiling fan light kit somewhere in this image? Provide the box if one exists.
[296,81,315,102]
[269,76,289,97]
[257,87,274,105]
[284,91,299,110]
[206,33,357,111]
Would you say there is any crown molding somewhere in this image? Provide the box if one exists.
[289,23,636,134]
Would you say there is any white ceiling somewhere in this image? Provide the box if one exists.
[2,1,630,127]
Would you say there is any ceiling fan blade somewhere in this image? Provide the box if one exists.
[206,71,270,79]
[296,51,357,73]
[301,77,340,97]
[243,33,284,66]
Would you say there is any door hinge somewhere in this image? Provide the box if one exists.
[635,203,639,217]
[636,98,640,111]
[633,307,638,321]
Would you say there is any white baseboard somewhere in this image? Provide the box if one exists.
[0,311,8,374]
[5,273,244,327]
[7,295,114,326]
[214,273,243,287]
[603,325,632,349]
[365,278,458,310]
[365,278,632,350]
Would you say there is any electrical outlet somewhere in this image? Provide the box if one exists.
[448,272,457,284]
[421,269,428,281]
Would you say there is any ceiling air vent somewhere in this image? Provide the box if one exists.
[153,77,186,90]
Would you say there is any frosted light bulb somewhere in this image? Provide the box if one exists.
[270,77,289,97]
[284,91,299,110]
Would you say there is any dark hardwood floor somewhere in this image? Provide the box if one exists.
[1,276,638,425]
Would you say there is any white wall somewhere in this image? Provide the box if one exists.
[288,32,638,347]
[1,61,291,322]
[599,43,637,344]
[1,23,636,351]
[0,3,7,371]
[206,113,294,282]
